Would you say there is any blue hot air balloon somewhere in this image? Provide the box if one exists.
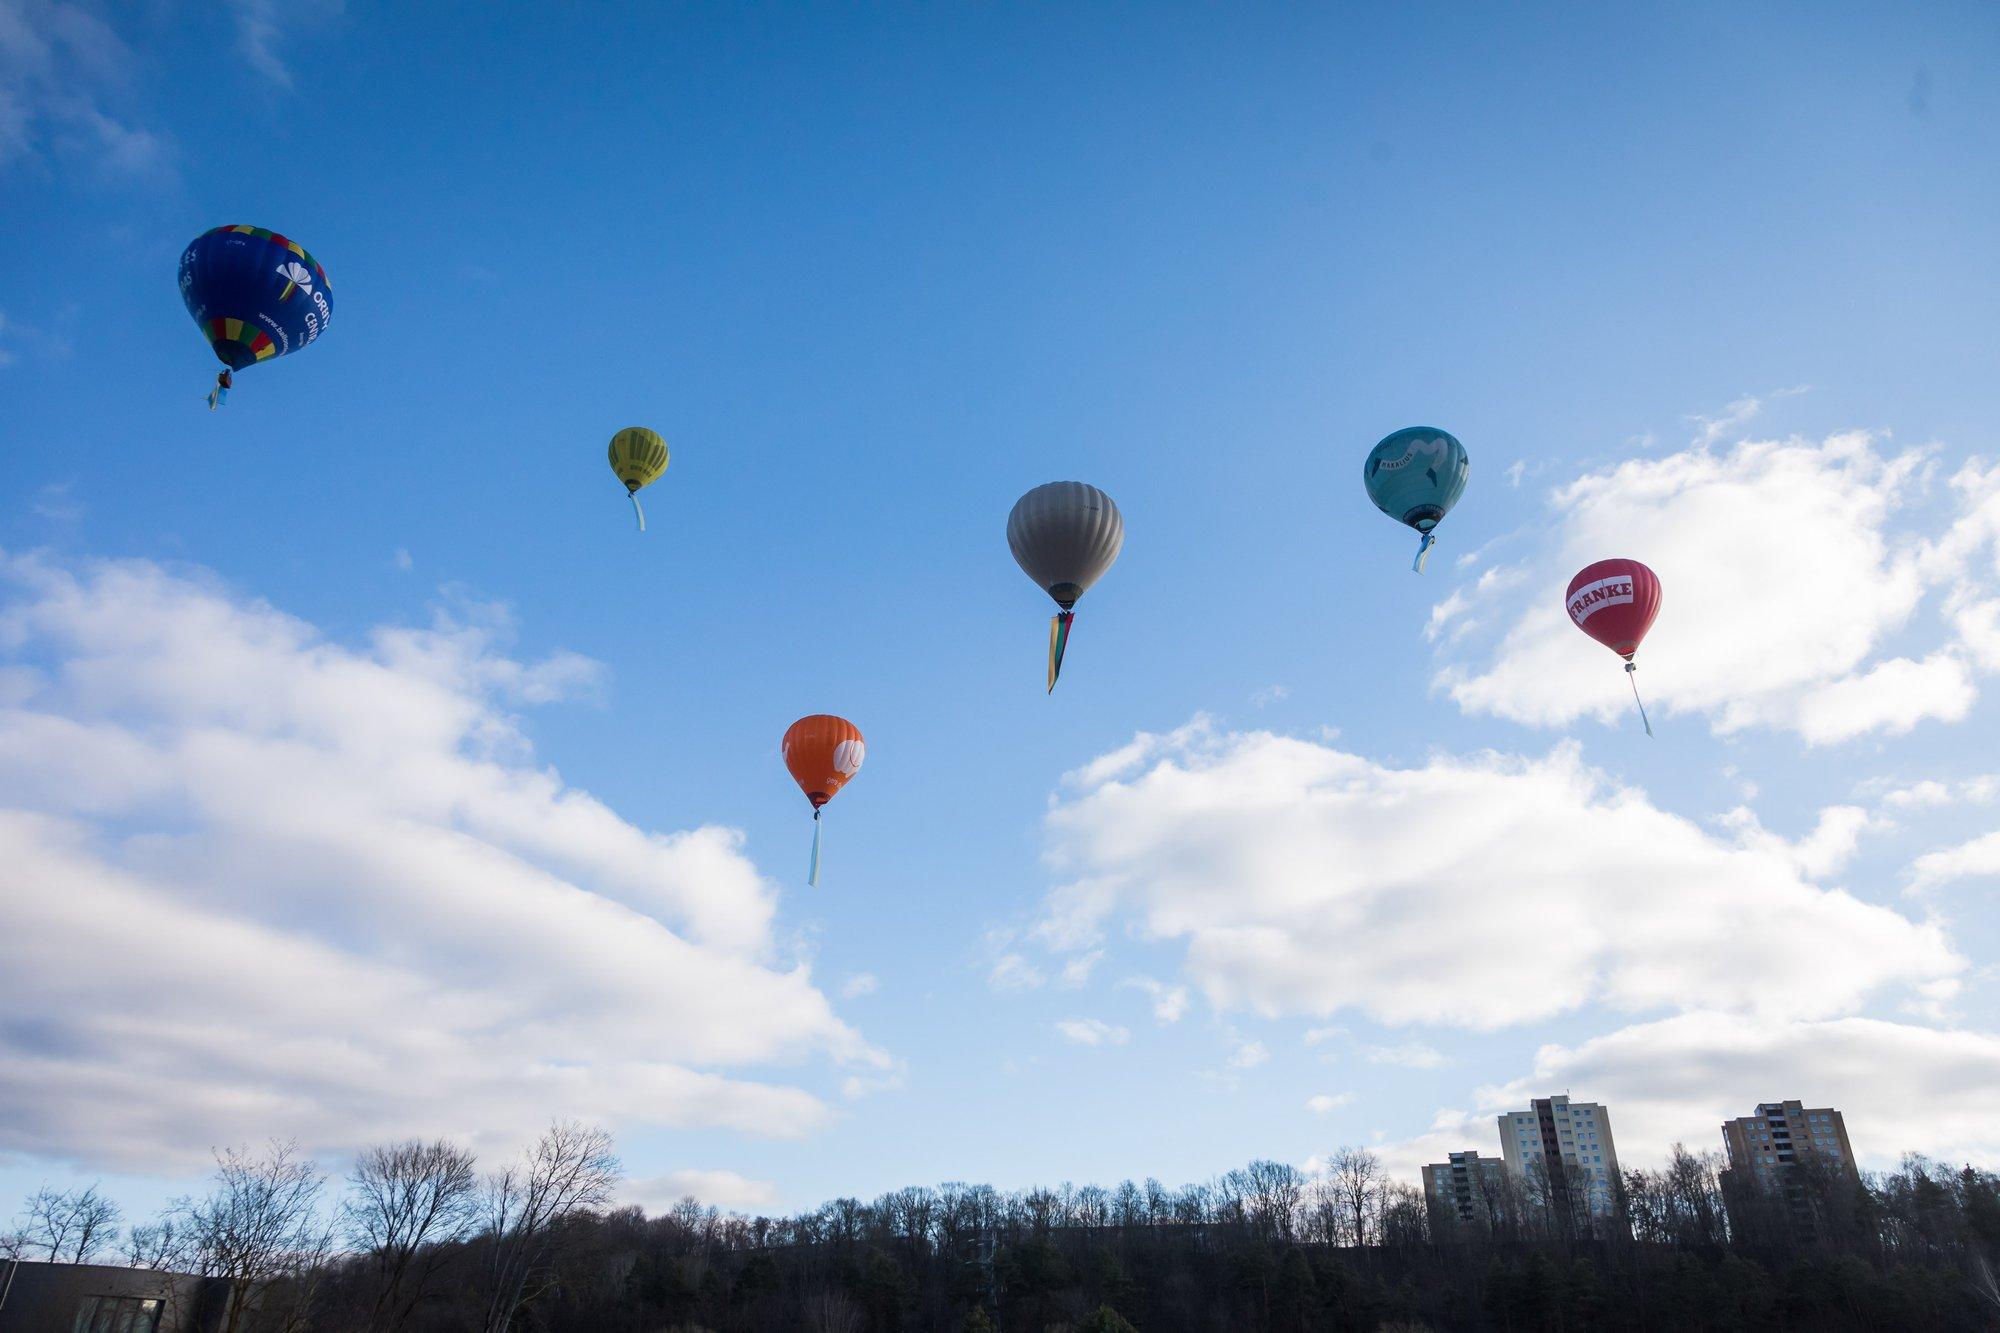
[1363,426,1469,572]
[178,225,334,408]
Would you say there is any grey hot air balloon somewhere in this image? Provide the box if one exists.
[1006,481,1124,691]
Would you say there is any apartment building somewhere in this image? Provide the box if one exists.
[1721,1101,1857,1178]
[1422,1150,1510,1227]
[1497,1094,1621,1215]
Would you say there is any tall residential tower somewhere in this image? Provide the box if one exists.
[1497,1094,1621,1216]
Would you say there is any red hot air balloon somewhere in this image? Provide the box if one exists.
[1566,558,1663,735]
[783,715,865,886]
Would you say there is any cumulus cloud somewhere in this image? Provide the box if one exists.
[1035,722,1958,1029]
[840,973,879,999]
[1438,434,2000,743]
[0,554,882,1174]
[1307,1093,1356,1114]
[1055,1018,1129,1047]
[1479,1012,2000,1169]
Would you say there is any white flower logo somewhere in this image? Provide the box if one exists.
[832,739,865,776]
[275,261,314,300]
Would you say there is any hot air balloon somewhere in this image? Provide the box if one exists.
[1566,558,1663,736]
[1007,482,1124,691]
[608,427,670,530]
[1364,427,1469,572]
[178,226,333,409]
[783,714,865,886]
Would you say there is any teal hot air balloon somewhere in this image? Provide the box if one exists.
[1364,426,1469,572]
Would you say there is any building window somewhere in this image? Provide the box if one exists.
[71,1297,164,1333]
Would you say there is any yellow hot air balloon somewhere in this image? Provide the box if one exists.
[608,427,670,531]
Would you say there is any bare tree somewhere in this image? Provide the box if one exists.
[346,1138,480,1331]
[125,1216,191,1271]
[480,1120,619,1333]
[1234,1160,1304,1240]
[1326,1146,1383,1247]
[21,1184,122,1263]
[173,1141,334,1333]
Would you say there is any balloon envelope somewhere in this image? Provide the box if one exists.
[179,225,333,371]
[1363,427,1468,533]
[783,715,865,809]
[1007,482,1124,609]
[608,427,669,493]
[1566,558,1662,659]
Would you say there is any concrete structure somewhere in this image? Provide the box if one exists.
[1721,1100,1857,1179]
[0,1259,233,1331]
[1719,1100,1861,1241]
[1497,1094,1621,1216]
[1422,1150,1510,1228]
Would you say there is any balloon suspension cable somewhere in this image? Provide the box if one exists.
[807,808,822,888]
[1625,661,1653,738]
[629,490,647,532]
[1413,530,1436,574]
[1047,611,1075,694]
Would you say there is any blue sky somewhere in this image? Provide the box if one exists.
[3,1,1999,1224]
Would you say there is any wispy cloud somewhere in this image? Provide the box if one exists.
[1361,1041,1448,1070]
[225,0,343,88]
[1056,1018,1129,1047]
[0,0,168,178]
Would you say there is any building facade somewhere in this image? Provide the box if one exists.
[1422,1150,1510,1228]
[1721,1100,1856,1178]
[1497,1094,1621,1216]
[0,1259,234,1331]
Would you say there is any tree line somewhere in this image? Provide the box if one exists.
[5,1128,1998,1331]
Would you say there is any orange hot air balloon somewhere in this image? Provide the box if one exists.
[782,715,866,886]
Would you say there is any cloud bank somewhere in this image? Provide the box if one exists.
[0,554,881,1173]
[1437,434,2000,743]
[1035,720,1958,1029]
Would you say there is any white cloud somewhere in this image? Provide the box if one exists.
[1688,394,1765,446]
[987,953,1045,991]
[1867,774,1998,811]
[1057,948,1105,988]
[1228,1040,1269,1069]
[1055,1018,1129,1047]
[0,0,166,176]
[1361,1041,1448,1070]
[1439,433,2000,742]
[0,554,883,1174]
[225,0,343,88]
[1910,831,2000,891]
[623,1169,781,1214]
[1479,1012,2000,1169]
[1306,1093,1355,1114]
[840,972,878,999]
[1121,976,1190,1023]
[1036,723,1959,1029]
[1718,803,1879,880]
